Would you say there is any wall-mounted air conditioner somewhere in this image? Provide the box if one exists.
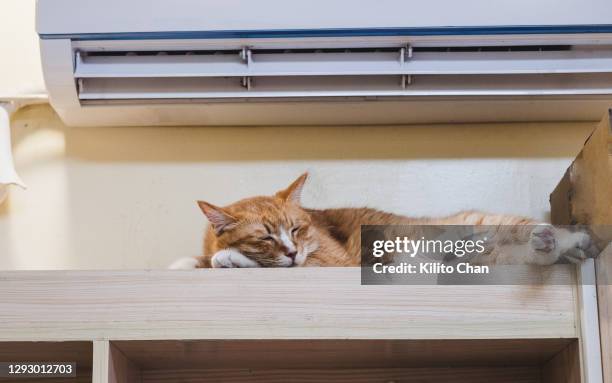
[37,0,612,126]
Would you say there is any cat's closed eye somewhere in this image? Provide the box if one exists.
[260,236,275,242]
[291,227,300,235]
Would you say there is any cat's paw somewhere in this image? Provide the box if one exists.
[557,230,594,263]
[530,225,595,264]
[168,257,200,269]
[211,249,260,268]
[530,225,556,252]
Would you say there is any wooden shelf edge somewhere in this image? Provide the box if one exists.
[0,267,578,342]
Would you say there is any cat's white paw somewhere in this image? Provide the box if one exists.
[530,224,556,252]
[557,230,593,263]
[530,225,594,264]
[168,257,200,269]
[211,249,260,268]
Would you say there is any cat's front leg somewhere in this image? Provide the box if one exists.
[211,248,260,268]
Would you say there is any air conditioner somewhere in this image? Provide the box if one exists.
[37,0,612,126]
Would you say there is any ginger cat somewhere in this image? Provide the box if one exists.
[170,173,594,269]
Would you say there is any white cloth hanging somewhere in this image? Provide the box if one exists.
[0,102,26,204]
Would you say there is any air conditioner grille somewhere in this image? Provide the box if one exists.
[73,44,612,101]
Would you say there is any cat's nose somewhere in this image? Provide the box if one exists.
[286,251,297,260]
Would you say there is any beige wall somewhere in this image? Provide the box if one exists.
[0,105,596,269]
[0,0,45,97]
[0,0,601,270]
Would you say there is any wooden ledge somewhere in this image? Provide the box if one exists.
[0,267,578,341]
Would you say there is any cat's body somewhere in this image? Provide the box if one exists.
[170,173,594,269]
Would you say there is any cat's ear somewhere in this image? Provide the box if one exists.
[197,201,237,235]
[276,172,308,204]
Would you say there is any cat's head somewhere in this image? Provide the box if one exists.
[197,173,317,267]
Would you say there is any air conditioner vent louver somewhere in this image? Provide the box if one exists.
[83,45,573,56]
[73,44,612,101]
